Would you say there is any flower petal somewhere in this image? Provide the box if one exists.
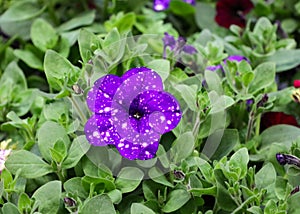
[129,90,181,134]
[113,68,163,109]
[86,74,122,113]
[115,135,160,160]
[84,114,120,146]
[153,0,171,11]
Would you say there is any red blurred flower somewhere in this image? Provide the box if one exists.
[294,80,300,88]
[261,112,299,131]
[215,0,254,28]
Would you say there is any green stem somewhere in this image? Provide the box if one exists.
[47,0,59,26]
[255,113,261,136]
[69,95,87,124]
[189,186,217,196]
[245,111,255,142]
[56,164,66,183]
[231,195,257,214]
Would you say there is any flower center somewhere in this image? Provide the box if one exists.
[132,111,143,120]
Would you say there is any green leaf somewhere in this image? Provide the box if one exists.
[214,169,238,211]
[107,189,122,204]
[50,139,67,163]
[255,163,276,190]
[267,49,300,72]
[162,189,191,213]
[195,3,221,32]
[169,0,195,15]
[175,84,197,111]
[14,49,43,70]
[37,121,70,162]
[0,1,44,22]
[5,150,53,178]
[131,203,156,214]
[288,192,300,213]
[2,202,20,214]
[64,177,88,198]
[260,125,300,148]
[0,61,27,89]
[31,18,58,52]
[105,12,136,34]
[57,10,95,32]
[78,29,98,63]
[209,92,235,114]
[210,129,239,160]
[205,70,223,94]
[44,50,80,91]
[248,62,276,94]
[170,131,195,163]
[115,167,144,193]
[32,181,61,214]
[80,194,116,214]
[147,59,170,82]
[18,193,31,213]
[229,148,249,179]
[62,135,91,169]
[148,167,174,188]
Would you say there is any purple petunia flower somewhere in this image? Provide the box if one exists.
[153,0,196,11]
[206,55,250,72]
[163,33,197,58]
[85,67,181,160]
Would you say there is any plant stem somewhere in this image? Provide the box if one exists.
[69,95,87,124]
[255,113,261,136]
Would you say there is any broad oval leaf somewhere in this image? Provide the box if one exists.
[5,150,53,178]
[32,181,61,214]
[80,194,116,214]
[115,167,144,193]
[162,189,191,213]
[131,203,156,214]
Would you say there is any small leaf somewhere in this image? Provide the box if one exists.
[78,29,98,63]
[170,131,195,163]
[44,50,80,91]
[14,49,43,70]
[131,203,156,214]
[80,194,116,214]
[148,167,174,188]
[31,18,58,52]
[162,189,191,213]
[5,150,53,178]
[260,125,300,148]
[32,181,61,214]
[64,177,88,198]
[115,167,144,193]
[210,129,239,160]
[37,121,70,162]
[229,148,249,179]
[267,49,300,72]
[2,202,20,214]
[175,84,197,111]
[147,59,170,82]
[57,10,95,32]
[255,163,276,190]
[62,136,91,169]
[18,193,31,213]
[248,62,275,94]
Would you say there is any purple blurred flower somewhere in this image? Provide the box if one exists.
[206,55,250,72]
[153,0,196,11]
[85,67,181,160]
[276,153,300,168]
[163,33,197,58]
